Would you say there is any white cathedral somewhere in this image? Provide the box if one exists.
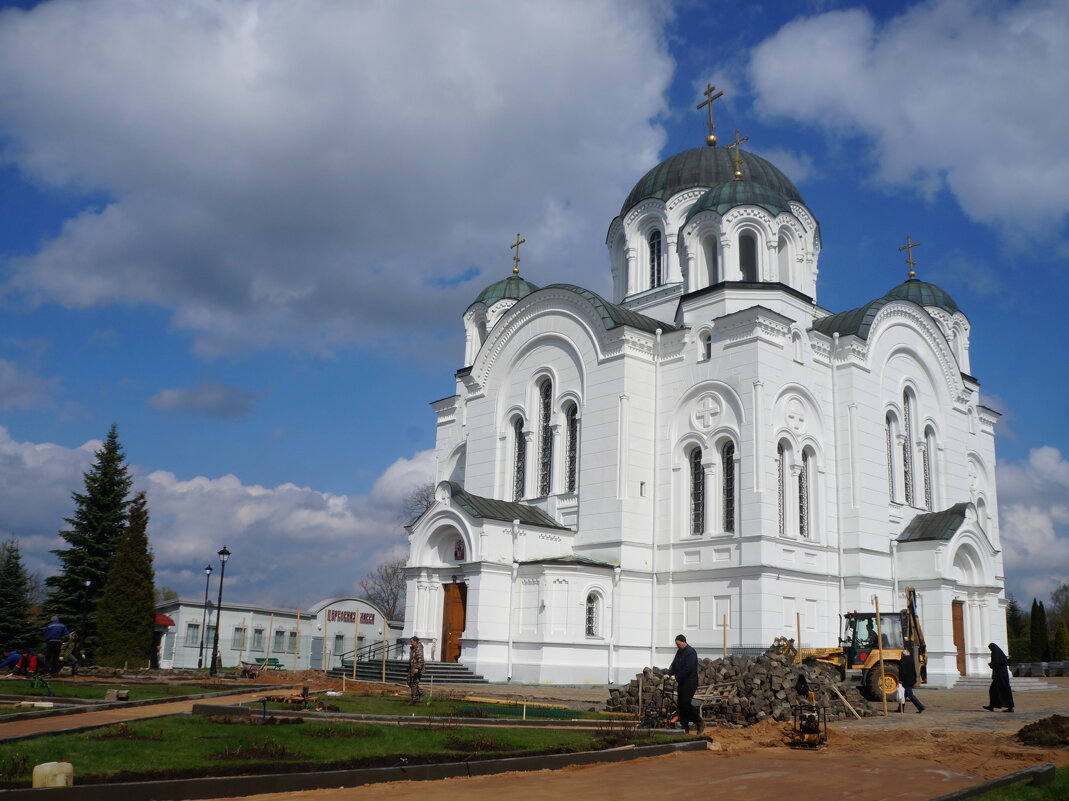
[403,125,1006,688]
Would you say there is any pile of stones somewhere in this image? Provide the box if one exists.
[605,645,875,725]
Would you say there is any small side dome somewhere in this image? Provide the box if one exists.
[883,279,960,315]
[685,180,793,224]
[472,275,539,307]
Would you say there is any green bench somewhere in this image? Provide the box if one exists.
[254,657,284,670]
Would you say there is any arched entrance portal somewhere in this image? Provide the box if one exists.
[441,582,467,663]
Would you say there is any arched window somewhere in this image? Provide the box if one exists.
[565,403,579,493]
[777,442,786,535]
[885,413,898,503]
[799,450,811,538]
[585,592,601,637]
[513,417,526,501]
[721,441,735,533]
[703,235,719,285]
[740,232,758,282]
[923,425,936,511]
[777,234,790,283]
[649,230,663,288]
[537,380,553,497]
[903,392,915,507]
[689,447,705,536]
[700,331,712,361]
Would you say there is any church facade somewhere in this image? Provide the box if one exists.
[403,136,1005,688]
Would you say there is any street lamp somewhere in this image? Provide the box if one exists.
[209,547,231,677]
[197,565,213,669]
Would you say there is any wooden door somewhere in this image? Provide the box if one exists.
[441,583,467,663]
[952,600,966,676]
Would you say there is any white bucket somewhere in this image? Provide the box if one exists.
[31,761,73,788]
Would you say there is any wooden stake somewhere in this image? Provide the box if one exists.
[294,608,301,671]
[722,613,727,660]
[874,596,888,717]
[829,684,863,720]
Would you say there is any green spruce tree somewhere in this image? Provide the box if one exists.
[1053,620,1069,661]
[0,538,38,651]
[45,424,133,658]
[95,492,156,668]
[1030,599,1051,663]
[1006,595,1031,663]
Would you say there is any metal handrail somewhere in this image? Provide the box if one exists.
[336,639,405,668]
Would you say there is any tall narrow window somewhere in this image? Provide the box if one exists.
[799,450,810,538]
[565,403,579,493]
[649,230,663,288]
[721,441,735,533]
[689,447,705,535]
[740,233,758,282]
[903,393,915,507]
[886,414,897,503]
[777,443,786,535]
[585,593,600,637]
[513,418,526,501]
[537,380,553,496]
[701,332,712,361]
[923,426,936,511]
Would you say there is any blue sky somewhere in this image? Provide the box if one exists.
[0,0,1066,609]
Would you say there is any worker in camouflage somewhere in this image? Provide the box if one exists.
[408,636,425,704]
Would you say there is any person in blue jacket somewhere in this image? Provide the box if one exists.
[0,651,21,672]
[43,616,69,676]
[667,634,705,735]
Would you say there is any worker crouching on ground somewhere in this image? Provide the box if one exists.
[667,634,704,735]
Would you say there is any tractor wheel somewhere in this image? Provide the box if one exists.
[864,664,900,701]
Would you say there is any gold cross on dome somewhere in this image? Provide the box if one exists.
[510,233,526,275]
[898,234,921,279]
[696,83,724,147]
[727,129,750,179]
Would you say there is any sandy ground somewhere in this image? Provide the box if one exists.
[4,674,1067,801]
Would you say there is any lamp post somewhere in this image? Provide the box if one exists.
[209,547,231,677]
[197,565,213,669]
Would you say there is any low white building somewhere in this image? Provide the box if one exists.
[157,596,404,671]
[404,133,1006,687]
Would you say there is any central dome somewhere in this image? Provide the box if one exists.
[621,147,804,216]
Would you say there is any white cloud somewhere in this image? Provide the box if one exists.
[749,0,1069,236]
[0,0,673,357]
[0,358,61,410]
[0,425,434,608]
[997,446,1069,601]
[148,381,261,420]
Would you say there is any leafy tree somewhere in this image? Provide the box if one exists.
[95,492,156,667]
[1053,620,1069,661]
[1049,582,1069,633]
[45,424,134,658]
[0,538,37,651]
[1030,599,1051,662]
[359,557,407,620]
[155,586,179,604]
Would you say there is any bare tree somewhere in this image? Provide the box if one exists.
[400,481,436,525]
[359,557,407,620]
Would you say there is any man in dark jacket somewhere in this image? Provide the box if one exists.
[43,616,69,677]
[667,634,704,734]
[898,644,924,713]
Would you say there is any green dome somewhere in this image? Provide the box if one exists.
[622,147,803,216]
[473,274,539,306]
[883,279,960,315]
[684,180,793,223]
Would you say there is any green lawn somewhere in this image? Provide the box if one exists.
[262,692,612,720]
[0,681,222,702]
[0,715,674,787]
[969,766,1069,801]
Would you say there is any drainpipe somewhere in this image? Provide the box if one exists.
[609,565,621,684]
[649,328,662,668]
[891,540,899,605]
[507,519,519,682]
[832,332,845,620]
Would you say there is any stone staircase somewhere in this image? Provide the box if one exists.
[328,659,488,685]
[950,675,1059,692]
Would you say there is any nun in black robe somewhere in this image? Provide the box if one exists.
[983,643,1014,712]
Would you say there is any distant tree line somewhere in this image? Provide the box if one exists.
[1,425,158,669]
[1006,585,1069,663]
